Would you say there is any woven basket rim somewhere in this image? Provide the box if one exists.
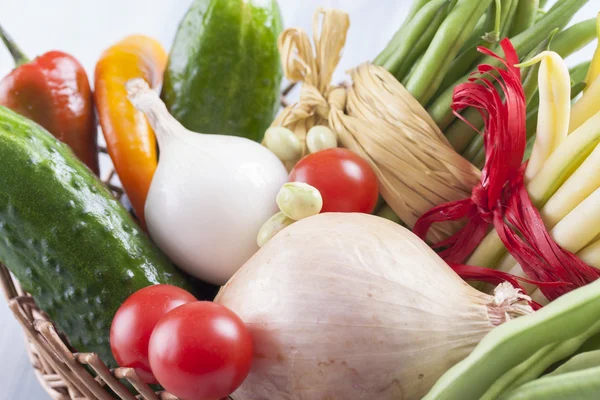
[0,169,180,400]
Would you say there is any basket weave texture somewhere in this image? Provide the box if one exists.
[0,84,296,399]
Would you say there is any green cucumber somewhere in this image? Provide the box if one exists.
[0,106,196,368]
[161,0,283,142]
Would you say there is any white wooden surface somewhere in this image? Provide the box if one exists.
[0,0,596,398]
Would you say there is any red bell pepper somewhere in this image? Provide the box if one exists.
[0,24,98,173]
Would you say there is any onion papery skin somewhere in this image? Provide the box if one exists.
[217,213,504,400]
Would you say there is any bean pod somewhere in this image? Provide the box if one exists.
[501,366,600,400]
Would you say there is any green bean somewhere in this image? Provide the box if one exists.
[521,71,541,104]
[392,1,454,82]
[374,29,408,66]
[525,105,540,142]
[437,0,517,99]
[487,0,503,43]
[520,31,558,102]
[429,0,590,130]
[480,344,558,400]
[380,0,450,78]
[525,96,540,134]
[377,204,402,223]
[535,8,547,23]
[423,279,600,400]
[464,137,484,167]
[460,6,496,50]
[405,0,493,104]
[509,0,539,37]
[470,144,486,169]
[570,61,592,83]
[480,321,600,400]
[500,0,520,36]
[570,80,586,98]
[500,366,600,400]
[550,18,597,59]
[547,0,565,13]
[372,195,386,215]
[577,331,600,354]
[374,0,435,65]
[445,109,484,153]
[490,0,521,44]
[401,54,424,85]
[569,80,586,100]
[405,0,436,26]
[528,89,541,112]
[547,350,600,376]
[523,134,536,161]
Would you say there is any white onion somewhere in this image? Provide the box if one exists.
[216,213,531,400]
[126,79,288,285]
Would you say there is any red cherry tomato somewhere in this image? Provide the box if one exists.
[289,148,378,213]
[149,301,253,400]
[110,284,196,383]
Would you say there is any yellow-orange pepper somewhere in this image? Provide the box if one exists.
[94,35,167,228]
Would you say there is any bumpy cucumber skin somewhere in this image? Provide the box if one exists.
[161,0,283,142]
[0,106,194,368]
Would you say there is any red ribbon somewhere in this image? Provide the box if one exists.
[414,39,600,301]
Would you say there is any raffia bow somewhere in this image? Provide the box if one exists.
[330,65,481,242]
[268,8,349,168]
[274,8,481,242]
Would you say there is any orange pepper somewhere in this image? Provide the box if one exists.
[95,35,167,228]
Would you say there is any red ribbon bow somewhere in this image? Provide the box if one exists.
[414,39,600,302]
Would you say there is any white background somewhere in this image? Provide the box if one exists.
[0,0,597,398]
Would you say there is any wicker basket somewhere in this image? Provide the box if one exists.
[0,83,297,399]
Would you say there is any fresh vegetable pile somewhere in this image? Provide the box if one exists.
[1,0,600,399]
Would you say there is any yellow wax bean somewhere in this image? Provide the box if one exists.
[584,13,600,91]
[516,51,571,182]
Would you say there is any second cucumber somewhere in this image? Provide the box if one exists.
[0,106,197,368]
[161,0,283,142]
